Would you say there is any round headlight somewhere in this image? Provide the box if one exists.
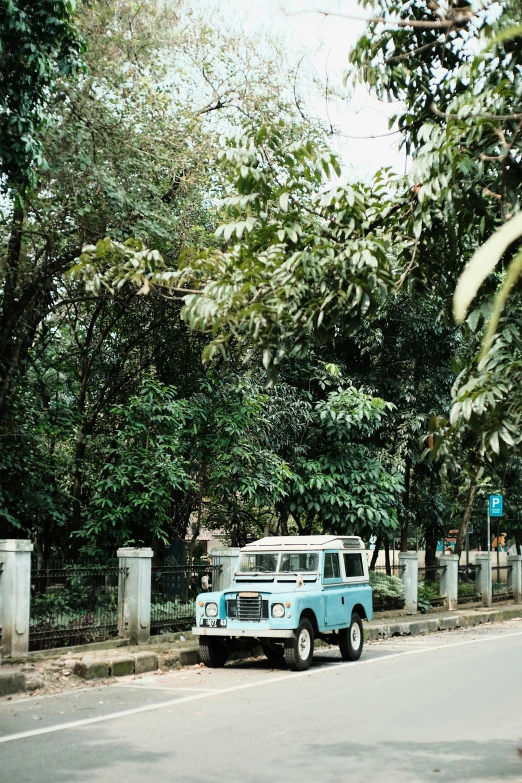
[271,603,285,618]
[205,602,218,617]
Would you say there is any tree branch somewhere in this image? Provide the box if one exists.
[431,103,522,122]
[287,8,473,30]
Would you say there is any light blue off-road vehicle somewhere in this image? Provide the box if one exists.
[192,535,372,671]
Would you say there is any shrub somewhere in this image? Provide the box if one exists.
[369,571,404,599]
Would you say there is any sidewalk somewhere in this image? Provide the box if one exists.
[1,601,521,699]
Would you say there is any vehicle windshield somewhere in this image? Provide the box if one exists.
[238,553,279,573]
[237,551,319,573]
[279,552,319,573]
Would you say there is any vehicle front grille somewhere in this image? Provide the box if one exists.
[227,596,269,621]
[237,595,261,621]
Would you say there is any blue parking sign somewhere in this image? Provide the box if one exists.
[489,494,503,517]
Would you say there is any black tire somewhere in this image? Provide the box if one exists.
[284,617,314,671]
[262,644,285,661]
[339,612,363,661]
[199,637,229,668]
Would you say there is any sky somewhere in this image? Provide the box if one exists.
[231,0,408,178]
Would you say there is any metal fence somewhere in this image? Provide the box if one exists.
[492,564,513,601]
[29,559,126,652]
[417,565,447,608]
[150,562,222,635]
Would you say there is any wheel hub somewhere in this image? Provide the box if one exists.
[298,628,311,659]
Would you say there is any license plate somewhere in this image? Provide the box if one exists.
[201,618,227,628]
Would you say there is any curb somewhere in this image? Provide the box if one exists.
[72,651,159,680]
[364,605,522,641]
[72,644,264,680]
[0,671,26,697]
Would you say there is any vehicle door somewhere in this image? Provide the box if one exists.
[322,551,346,627]
[342,551,369,615]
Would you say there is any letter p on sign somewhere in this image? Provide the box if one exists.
[489,494,503,517]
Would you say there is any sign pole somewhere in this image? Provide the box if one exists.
[487,507,491,555]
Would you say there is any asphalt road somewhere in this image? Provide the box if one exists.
[2,620,522,783]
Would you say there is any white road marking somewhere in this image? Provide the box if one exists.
[113,685,214,693]
[1,629,522,745]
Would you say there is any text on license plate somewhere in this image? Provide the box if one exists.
[201,618,227,628]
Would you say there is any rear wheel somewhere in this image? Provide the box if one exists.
[284,618,314,671]
[199,637,229,668]
[339,612,363,661]
[262,644,285,661]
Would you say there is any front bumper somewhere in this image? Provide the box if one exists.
[192,627,294,638]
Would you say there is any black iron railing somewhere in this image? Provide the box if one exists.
[492,564,513,601]
[150,562,222,635]
[417,565,447,607]
[29,559,126,652]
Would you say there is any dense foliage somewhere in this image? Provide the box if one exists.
[2,0,522,563]
[0,0,84,188]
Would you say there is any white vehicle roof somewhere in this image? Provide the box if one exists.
[241,535,365,552]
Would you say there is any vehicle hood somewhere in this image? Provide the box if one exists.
[226,577,320,595]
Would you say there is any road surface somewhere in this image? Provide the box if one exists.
[1,620,522,782]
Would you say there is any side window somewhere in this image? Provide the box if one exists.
[344,553,364,578]
[324,552,341,580]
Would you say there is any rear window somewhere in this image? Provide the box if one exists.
[344,553,364,578]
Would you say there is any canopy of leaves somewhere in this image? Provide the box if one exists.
[351,0,522,464]
[74,122,408,380]
[0,0,84,189]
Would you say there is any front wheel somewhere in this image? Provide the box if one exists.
[339,612,363,661]
[199,637,229,668]
[284,618,314,671]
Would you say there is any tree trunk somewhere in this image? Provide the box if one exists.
[185,468,204,601]
[369,535,382,571]
[70,415,97,548]
[384,536,391,576]
[0,203,25,419]
[277,506,289,536]
[425,521,439,581]
[400,457,411,552]
[400,521,409,553]
[71,437,87,536]
[454,468,484,559]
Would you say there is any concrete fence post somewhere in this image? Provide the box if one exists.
[209,548,241,591]
[507,555,522,603]
[0,539,34,657]
[117,547,153,645]
[439,554,459,610]
[475,552,492,608]
[398,553,418,614]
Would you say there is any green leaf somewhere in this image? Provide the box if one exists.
[453,212,522,323]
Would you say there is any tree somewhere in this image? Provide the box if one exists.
[76,121,407,380]
[0,0,83,190]
[343,0,522,552]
